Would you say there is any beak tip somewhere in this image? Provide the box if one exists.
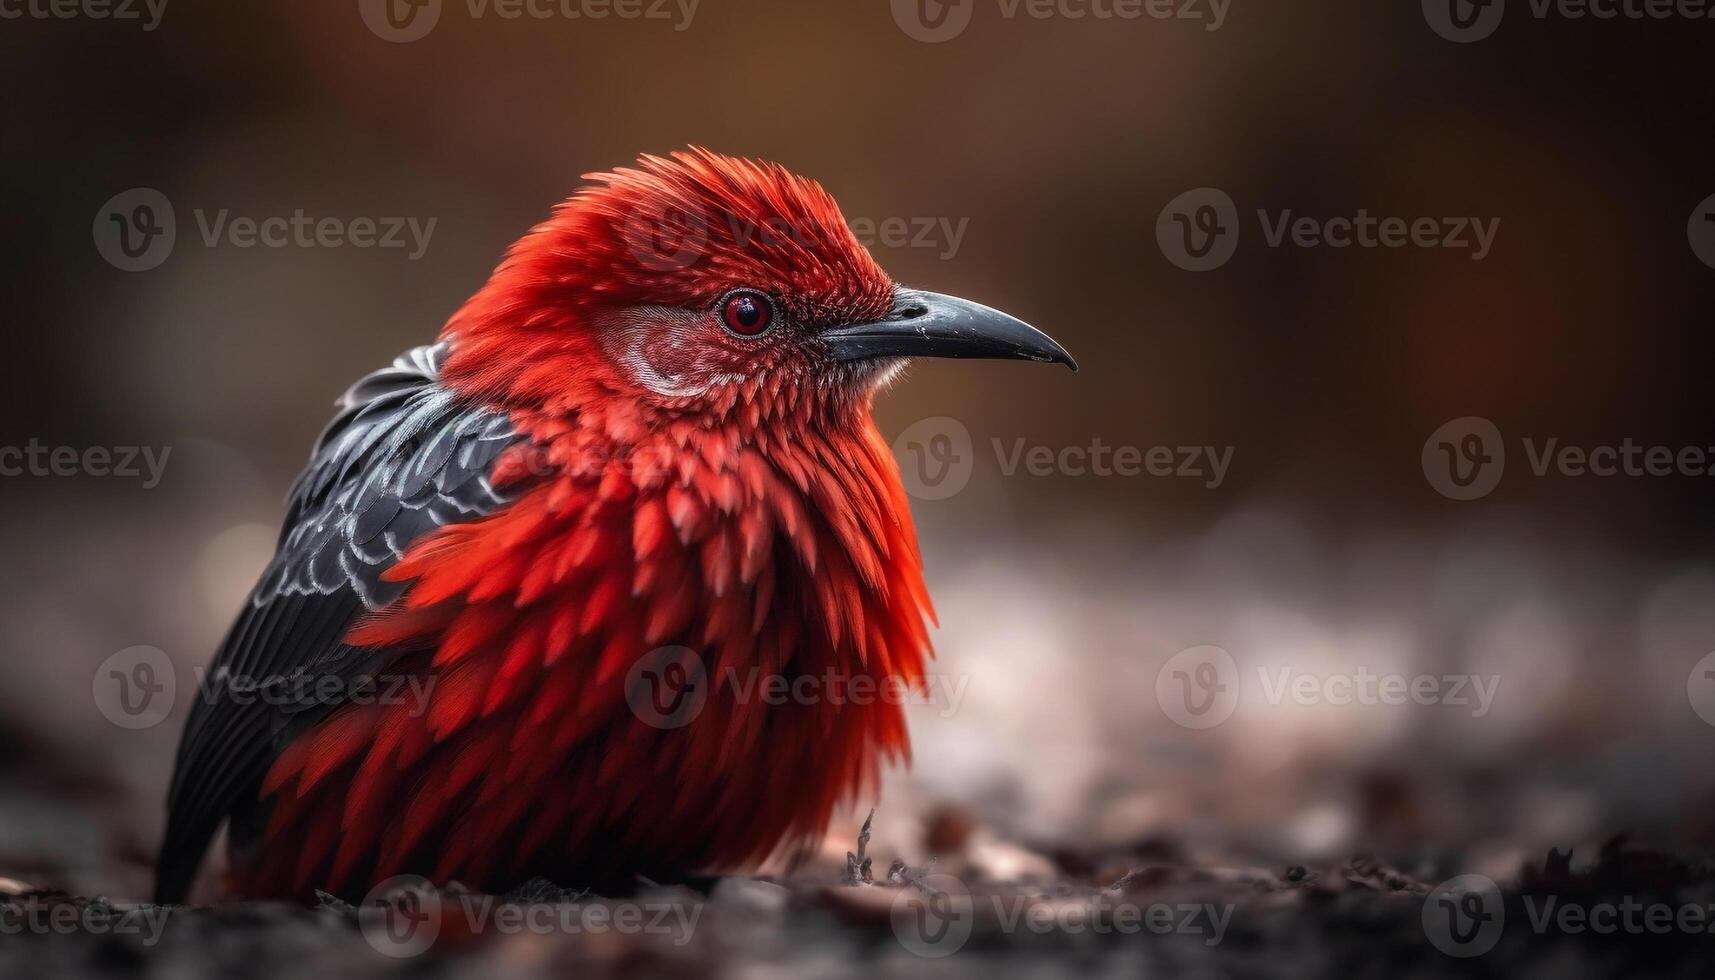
[1034,341,1078,372]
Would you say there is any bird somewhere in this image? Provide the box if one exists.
[155,148,1075,904]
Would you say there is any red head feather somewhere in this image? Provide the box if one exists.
[438,148,898,411]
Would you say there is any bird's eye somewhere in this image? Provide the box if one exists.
[719,289,775,338]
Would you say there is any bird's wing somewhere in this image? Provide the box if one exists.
[155,343,524,904]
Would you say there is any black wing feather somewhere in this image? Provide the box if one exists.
[155,343,523,904]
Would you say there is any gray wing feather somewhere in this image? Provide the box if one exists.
[264,343,518,610]
[156,342,529,904]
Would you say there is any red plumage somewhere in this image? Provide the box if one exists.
[240,151,924,898]
[157,149,1072,903]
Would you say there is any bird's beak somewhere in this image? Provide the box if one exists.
[822,288,1078,371]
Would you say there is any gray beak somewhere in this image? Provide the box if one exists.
[822,288,1077,371]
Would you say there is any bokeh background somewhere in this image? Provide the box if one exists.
[3,0,1714,901]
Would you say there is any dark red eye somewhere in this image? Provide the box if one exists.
[719,289,775,338]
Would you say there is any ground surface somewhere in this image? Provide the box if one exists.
[5,835,1714,978]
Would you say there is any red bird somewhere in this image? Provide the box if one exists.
[155,149,1074,903]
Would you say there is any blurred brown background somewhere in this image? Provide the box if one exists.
[2,0,1713,899]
